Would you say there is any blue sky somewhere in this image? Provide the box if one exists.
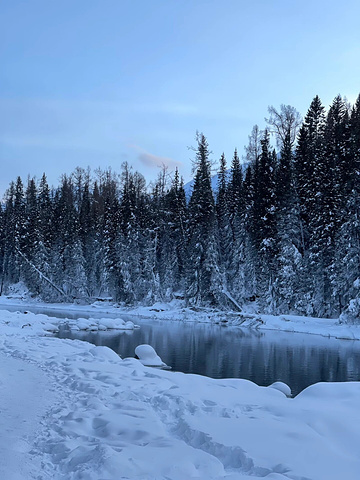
[1,0,360,195]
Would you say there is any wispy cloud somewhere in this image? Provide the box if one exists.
[129,144,182,170]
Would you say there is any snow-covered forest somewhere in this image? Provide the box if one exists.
[1,94,360,320]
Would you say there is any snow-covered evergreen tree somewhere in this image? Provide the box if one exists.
[226,150,247,304]
[187,133,224,306]
[251,131,278,310]
[274,132,303,313]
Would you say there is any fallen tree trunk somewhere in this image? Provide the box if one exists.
[15,247,70,300]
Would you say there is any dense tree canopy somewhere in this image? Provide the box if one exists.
[1,93,360,320]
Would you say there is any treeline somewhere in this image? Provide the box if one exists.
[1,93,360,320]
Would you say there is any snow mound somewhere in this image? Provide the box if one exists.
[296,381,360,401]
[0,309,59,335]
[64,317,139,331]
[268,381,292,397]
[135,344,168,367]
[89,346,121,362]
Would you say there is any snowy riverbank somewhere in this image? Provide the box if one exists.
[1,308,360,479]
[1,293,360,341]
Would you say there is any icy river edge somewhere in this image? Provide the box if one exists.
[1,294,360,340]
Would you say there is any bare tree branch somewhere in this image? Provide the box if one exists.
[265,104,302,148]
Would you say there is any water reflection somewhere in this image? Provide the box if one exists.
[1,304,358,395]
[58,318,360,395]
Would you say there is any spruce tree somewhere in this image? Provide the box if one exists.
[38,173,53,249]
[187,133,223,306]
[227,149,247,304]
[1,183,15,290]
[274,132,303,313]
[23,178,40,290]
[294,96,326,315]
[294,95,326,250]
[164,167,187,293]
[216,153,231,272]
[251,131,278,310]
[13,177,26,282]
[228,149,243,225]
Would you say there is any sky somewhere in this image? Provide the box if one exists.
[1,0,360,196]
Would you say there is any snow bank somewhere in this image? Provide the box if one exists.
[0,309,139,334]
[2,294,360,341]
[0,309,360,479]
[234,313,360,340]
[0,308,59,335]
[63,316,139,331]
[126,303,360,340]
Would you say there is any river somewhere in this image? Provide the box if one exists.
[2,303,360,395]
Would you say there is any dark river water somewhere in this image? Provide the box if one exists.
[2,304,360,396]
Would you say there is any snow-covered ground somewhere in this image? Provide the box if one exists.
[1,308,360,479]
[127,304,360,340]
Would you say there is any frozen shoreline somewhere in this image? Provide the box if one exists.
[1,295,360,341]
[0,307,360,479]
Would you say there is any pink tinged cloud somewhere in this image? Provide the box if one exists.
[129,144,183,170]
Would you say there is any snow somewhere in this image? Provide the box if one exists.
[0,352,58,479]
[268,381,292,397]
[4,281,31,300]
[63,316,139,331]
[2,293,360,342]
[127,305,360,340]
[1,307,360,479]
[135,344,168,367]
[238,313,360,340]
